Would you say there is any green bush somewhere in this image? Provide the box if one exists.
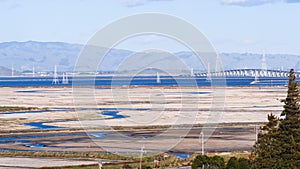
[226,157,239,169]
[192,155,225,169]
[225,157,250,169]
[238,158,250,169]
[211,156,225,169]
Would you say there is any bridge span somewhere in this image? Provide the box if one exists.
[194,69,300,78]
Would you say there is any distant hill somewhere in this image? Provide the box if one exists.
[0,66,12,76]
[0,41,299,73]
[0,41,82,72]
[218,52,300,71]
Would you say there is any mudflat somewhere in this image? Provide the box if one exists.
[0,86,285,130]
[0,86,286,167]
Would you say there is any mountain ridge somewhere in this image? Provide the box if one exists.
[0,41,299,74]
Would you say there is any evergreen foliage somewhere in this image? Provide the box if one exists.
[225,157,250,169]
[192,155,211,169]
[226,157,239,169]
[251,69,300,168]
[192,155,249,169]
[238,158,250,169]
[192,155,225,169]
[211,156,226,169]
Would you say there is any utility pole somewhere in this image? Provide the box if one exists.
[200,132,204,155]
[200,132,204,169]
[255,125,258,142]
[52,65,59,84]
[98,160,102,169]
[140,145,145,169]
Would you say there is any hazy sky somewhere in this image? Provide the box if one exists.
[1,0,300,54]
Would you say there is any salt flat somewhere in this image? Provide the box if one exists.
[0,86,286,168]
[0,86,286,130]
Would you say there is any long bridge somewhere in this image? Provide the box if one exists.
[194,52,300,78]
[194,69,300,78]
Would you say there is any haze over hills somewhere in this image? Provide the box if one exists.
[0,41,300,75]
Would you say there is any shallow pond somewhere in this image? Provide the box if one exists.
[100,111,128,120]
[24,122,64,130]
[174,153,190,159]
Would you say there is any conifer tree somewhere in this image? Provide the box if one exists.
[251,69,300,168]
[251,113,280,168]
[277,68,300,168]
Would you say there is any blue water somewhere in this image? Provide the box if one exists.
[15,90,39,93]
[89,132,107,138]
[0,132,89,151]
[174,153,190,159]
[24,122,64,130]
[15,140,47,148]
[27,143,47,148]
[100,111,128,120]
[0,76,292,87]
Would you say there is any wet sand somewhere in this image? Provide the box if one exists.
[0,126,256,154]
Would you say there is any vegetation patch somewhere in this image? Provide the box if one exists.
[0,106,45,112]
[0,151,133,160]
[251,69,300,168]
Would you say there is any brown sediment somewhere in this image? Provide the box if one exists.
[0,86,286,129]
[0,86,285,155]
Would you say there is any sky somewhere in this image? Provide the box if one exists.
[1,0,300,54]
